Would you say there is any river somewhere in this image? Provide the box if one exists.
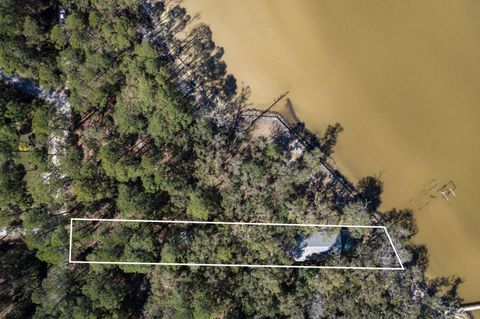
[184,0,480,304]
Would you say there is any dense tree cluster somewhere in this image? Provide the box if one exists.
[0,81,56,318]
[0,1,465,318]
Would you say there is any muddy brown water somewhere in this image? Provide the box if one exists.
[183,0,480,304]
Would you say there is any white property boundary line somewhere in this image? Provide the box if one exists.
[69,218,404,270]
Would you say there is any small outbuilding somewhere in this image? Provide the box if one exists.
[59,9,67,23]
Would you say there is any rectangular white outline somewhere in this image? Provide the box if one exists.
[69,218,404,270]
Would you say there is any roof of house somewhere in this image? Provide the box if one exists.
[293,231,340,262]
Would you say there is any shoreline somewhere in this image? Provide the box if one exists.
[244,107,358,205]
[179,0,480,303]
